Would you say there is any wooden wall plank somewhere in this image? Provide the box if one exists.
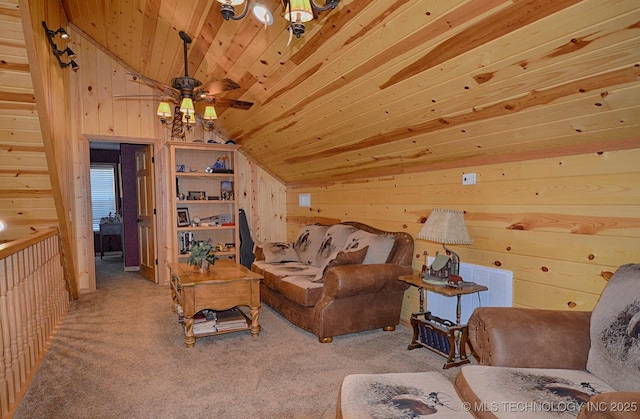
[286,148,640,317]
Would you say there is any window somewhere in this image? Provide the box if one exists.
[90,165,116,231]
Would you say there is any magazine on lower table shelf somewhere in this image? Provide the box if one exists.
[185,307,248,334]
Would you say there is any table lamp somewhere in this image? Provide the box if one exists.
[417,208,472,283]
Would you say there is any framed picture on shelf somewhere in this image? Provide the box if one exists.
[188,191,207,201]
[177,208,190,227]
[220,181,233,200]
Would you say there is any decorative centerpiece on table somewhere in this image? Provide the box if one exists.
[187,240,217,273]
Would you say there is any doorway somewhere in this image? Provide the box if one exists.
[86,138,158,287]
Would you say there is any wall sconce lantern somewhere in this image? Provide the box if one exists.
[42,21,79,71]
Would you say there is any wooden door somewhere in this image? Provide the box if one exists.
[136,146,156,282]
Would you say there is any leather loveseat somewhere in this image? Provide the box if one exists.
[337,263,640,418]
[251,222,413,343]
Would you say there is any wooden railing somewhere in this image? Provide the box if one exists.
[0,228,70,418]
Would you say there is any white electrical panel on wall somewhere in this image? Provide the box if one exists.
[299,193,311,207]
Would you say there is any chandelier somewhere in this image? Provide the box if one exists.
[218,0,340,40]
[156,100,218,133]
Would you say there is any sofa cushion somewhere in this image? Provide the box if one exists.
[294,225,330,265]
[255,261,320,280]
[344,229,395,264]
[261,242,301,263]
[586,263,640,392]
[456,365,614,418]
[276,276,324,307]
[314,224,358,268]
[339,371,472,418]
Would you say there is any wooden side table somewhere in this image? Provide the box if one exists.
[398,274,488,368]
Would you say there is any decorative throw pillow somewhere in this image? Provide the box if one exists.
[261,242,301,263]
[293,225,330,265]
[327,246,368,270]
[586,263,640,392]
[313,224,358,268]
[311,246,369,282]
[344,230,395,264]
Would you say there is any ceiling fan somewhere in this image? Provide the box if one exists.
[122,30,253,136]
[162,30,253,111]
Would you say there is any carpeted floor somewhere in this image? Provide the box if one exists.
[15,256,459,418]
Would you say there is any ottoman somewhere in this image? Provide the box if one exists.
[337,371,473,418]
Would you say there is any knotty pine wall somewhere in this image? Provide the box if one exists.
[20,0,79,296]
[286,148,640,318]
[66,26,285,291]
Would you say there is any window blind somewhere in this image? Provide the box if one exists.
[90,165,116,231]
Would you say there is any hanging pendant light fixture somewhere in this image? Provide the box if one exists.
[180,97,195,116]
[217,0,339,40]
[284,0,314,39]
[202,105,218,130]
[156,100,218,132]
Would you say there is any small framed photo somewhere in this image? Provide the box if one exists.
[177,208,190,227]
[220,181,233,200]
[188,191,206,201]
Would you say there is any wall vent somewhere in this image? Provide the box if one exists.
[426,261,513,325]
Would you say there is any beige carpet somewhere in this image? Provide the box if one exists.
[15,256,459,418]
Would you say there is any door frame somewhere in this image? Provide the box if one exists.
[80,134,168,290]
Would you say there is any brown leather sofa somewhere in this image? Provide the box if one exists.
[337,263,640,418]
[252,222,413,343]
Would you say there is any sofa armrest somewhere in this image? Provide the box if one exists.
[468,307,591,369]
[577,392,640,418]
[253,244,265,261]
[323,264,412,299]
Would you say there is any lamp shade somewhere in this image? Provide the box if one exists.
[180,97,195,115]
[284,0,314,23]
[417,209,472,245]
[156,101,172,118]
[203,105,218,120]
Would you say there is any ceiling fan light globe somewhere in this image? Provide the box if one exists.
[180,98,195,115]
[284,0,313,23]
[203,106,218,121]
[251,3,273,25]
[156,101,172,119]
[182,113,195,126]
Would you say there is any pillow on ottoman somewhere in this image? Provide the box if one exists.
[293,225,330,265]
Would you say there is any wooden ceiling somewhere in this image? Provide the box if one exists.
[61,0,640,183]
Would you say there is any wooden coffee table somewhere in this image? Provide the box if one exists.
[169,259,263,348]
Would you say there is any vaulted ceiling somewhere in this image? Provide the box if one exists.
[62,0,640,183]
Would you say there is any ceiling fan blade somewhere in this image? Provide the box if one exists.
[199,78,241,96]
[200,97,254,110]
[127,71,176,94]
[113,94,164,98]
